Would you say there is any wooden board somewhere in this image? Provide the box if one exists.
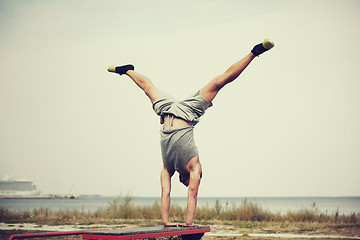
[82,225,210,240]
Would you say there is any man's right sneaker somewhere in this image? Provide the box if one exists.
[107,64,135,75]
[251,39,274,56]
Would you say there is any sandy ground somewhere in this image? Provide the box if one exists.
[1,222,360,240]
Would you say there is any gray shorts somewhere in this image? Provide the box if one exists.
[153,90,213,125]
[153,91,213,173]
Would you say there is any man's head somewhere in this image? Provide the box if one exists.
[179,172,190,187]
[179,172,202,187]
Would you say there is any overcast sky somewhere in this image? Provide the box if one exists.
[1,0,359,197]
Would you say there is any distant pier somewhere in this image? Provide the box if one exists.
[0,194,79,199]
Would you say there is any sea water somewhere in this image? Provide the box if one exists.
[0,196,359,215]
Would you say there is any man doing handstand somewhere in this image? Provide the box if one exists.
[107,39,274,227]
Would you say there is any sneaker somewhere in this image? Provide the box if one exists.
[107,64,134,75]
[251,39,274,56]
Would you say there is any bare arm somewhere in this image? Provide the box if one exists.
[185,161,202,226]
[160,165,177,226]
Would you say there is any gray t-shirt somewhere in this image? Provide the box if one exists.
[160,124,198,174]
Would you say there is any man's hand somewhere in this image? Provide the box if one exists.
[163,222,180,227]
[180,223,198,227]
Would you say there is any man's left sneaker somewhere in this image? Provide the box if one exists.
[251,39,274,56]
[107,64,135,75]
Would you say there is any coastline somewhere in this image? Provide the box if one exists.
[1,196,359,215]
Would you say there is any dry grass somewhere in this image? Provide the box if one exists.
[1,197,359,225]
[1,196,359,239]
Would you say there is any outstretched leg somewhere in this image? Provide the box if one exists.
[126,70,164,103]
[108,65,164,104]
[200,53,255,103]
[200,39,274,103]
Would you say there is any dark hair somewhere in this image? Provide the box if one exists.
[179,172,190,184]
[179,172,203,184]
